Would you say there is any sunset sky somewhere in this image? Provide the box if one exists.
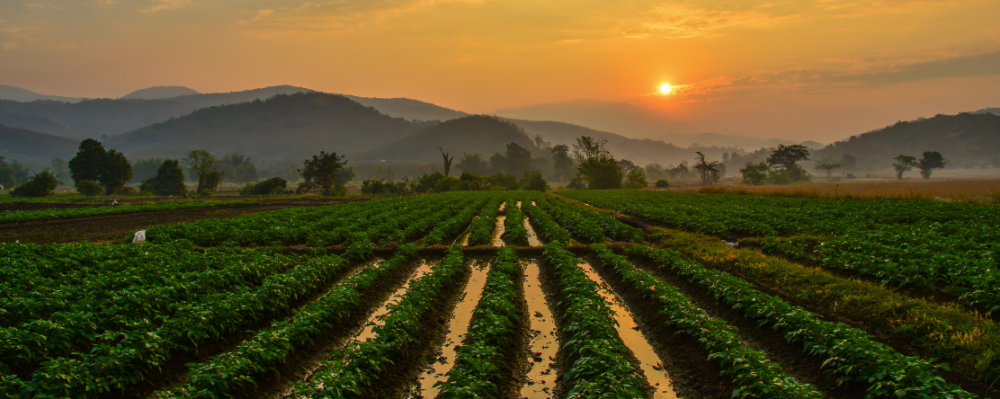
[2,0,999,142]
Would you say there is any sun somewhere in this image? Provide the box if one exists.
[659,83,672,94]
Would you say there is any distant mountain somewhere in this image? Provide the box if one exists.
[972,107,1000,116]
[344,96,469,121]
[172,85,313,108]
[0,85,83,103]
[494,99,700,139]
[106,92,434,160]
[0,98,196,139]
[0,123,78,166]
[122,86,200,100]
[504,119,690,165]
[816,112,1000,168]
[360,115,535,163]
[0,109,73,137]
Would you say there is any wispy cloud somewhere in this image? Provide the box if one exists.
[639,4,794,39]
[141,0,192,13]
[27,3,62,10]
[0,24,74,51]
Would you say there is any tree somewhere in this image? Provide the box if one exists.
[551,144,574,182]
[438,147,454,177]
[893,155,918,180]
[240,177,290,195]
[504,142,532,176]
[722,152,730,163]
[740,162,770,186]
[184,150,221,193]
[814,158,842,181]
[11,171,59,198]
[457,153,489,175]
[100,150,133,195]
[917,151,946,179]
[623,168,648,189]
[50,157,70,184]
[841,154,858,170]
[654,179,670,188]
[572,136,610,162]
[75,180,104,196]
[693,152,721,186]
[139,160,187,196]
[520,170,549,192]
[217,152,259,184]
[131,158,163,183]
[577,157,622,189]
[767,144,811,183]
[0,157,15,188]
[69,139,107,184]
[300,151,349,195]
[618,159,638,174]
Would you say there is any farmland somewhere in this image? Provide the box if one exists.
[2,190,998,399]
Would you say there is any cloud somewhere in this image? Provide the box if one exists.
[141,0,192,13]
[0,23,75,51]
[252,9,273,22]
[27,3,62,10]
[637,4,795,39]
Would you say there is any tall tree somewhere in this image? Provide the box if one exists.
[217,152,258,184]
[572,136,621,189]
[814,158,842,181]
[50,157,70,184]
[139,159,187,196]
[740,162,770,185]
[893,154,918,180]
[917,151,946,179]
[767,144,811,183]
[300,151,349,195]
[504,142,532,176]
[438,147,454,177]
[693,152,721,186]
[0,157,15,188]
[100,150,133,195]
[184,150,221,193]
[551,144,574,182]
[68,138,107,184]
[572,136,610,162]
[457,153,489,175]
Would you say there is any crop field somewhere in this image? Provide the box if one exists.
[2,190,998,399]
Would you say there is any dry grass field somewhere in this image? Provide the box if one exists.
[677,179,1000,204]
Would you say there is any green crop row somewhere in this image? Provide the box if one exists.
[626,245,976,398]
[547,196,643,242]
[292,245,469,398]
[523,200,572,245]
[467,196,503,246]
[538,197,606,243]
[591,245,822,399]
[0,200,255,225]
[502,199,529,246]
[425,198,489,245]
[156,245,419,399]
[436,246,525,398]
[540,245,650,398]
[6,245,360,398]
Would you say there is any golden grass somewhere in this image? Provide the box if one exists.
[676,179,1000,205]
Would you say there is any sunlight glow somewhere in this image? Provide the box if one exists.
[659,83,672,94]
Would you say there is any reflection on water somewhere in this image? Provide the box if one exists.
[493,216,506,247]
[521,261,558,399]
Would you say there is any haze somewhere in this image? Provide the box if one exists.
[2,0,999,143]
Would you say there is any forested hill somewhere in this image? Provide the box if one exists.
[171,85,312,108]
[0,98,196,139]
[344,96,469,122]
[360,115,536,163]
[816,112,1000,168]
[0,123,77,165]
[106,92,435,160]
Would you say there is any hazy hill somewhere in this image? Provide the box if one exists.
[0,123,78,166]
[172,85,313,108]
[0,85,83,103]
[494,99,700,138]
[972,107,1000,116]
[360,115,535,163]
[816,112,1000,168]
[344,96,469,121]
[0,109,73,137]
[0,98,196,139]
[106,92,433,160]
[123,86,200,100]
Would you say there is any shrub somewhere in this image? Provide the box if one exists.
[11,171,60,198]
[520,170,549,192]
[434,176,461,192]
[75,180,104,196]
[623,168,648,189]
[655,179,670,188]
[139,160,187,196]
[240,177,290,195]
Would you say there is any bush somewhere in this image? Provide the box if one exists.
[139,159,187,196]
[655,179,670,188]
[75,180,104,196]
[434,176,461,192]
[11,171,60,198]
[520,170,549,192]
[566,175,586,189]
[240,177,289,195]
[623,168,648,189]
[116,186,140,196]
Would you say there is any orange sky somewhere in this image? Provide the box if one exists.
[2,0,999,142]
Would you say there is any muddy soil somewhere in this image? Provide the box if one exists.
[521,261,559,399]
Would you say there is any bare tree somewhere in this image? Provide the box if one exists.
[438,147,454,177]
[814,158,842,181]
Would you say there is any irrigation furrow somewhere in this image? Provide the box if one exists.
[493,215,507,247]
[416,260,491,397]
[577,261,679,399]
[520,261,559,399]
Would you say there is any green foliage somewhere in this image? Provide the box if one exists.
[74,180,104,197]
[519,170,548,192]
[456,152,489,175]
[11,171,59,198]
[99,149,133,195]
[577,157,622,189]
[216,152,259,184]
[417,171,446,193]
[918,151,945,179]
[299,151,349,196]
[501,199,529,246]
[139,159,187,196]
[893,154,918,180]
[68,138,106,184]
[767,144,811,168]
[49,157,69,184]
[522,198,572,245]
[131,158,163,183]
[0,156,17,187]
[565,175,586,189]
[435,176,461,192]
[238,176,287,196]
[467,196,503,246]
[551,144,574,182]
[623,167,647,189]
[654,179,669,188]
[360,179,408,195]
